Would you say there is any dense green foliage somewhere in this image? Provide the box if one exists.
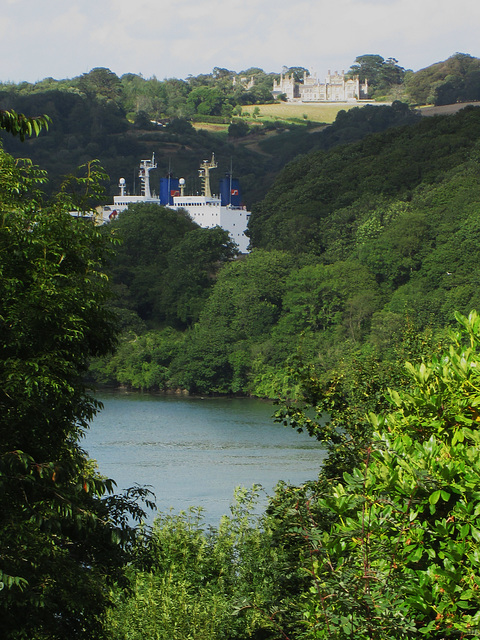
[254,101,420,171]
[405,53,480,105]
[346,55,406,98]
[105,489,295,640]
[270,311,480,638]
[94,105,480,399]
[102,312,480,639]
[1,54,479,206]
[0,138,153,639]
[107,203,237,327]
[249,105,480,252]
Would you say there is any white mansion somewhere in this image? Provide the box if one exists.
[272,70,368,103]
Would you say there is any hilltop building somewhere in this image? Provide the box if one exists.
[232,75,255,90]
[272,70,368,102]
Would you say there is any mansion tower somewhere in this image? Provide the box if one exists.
[272,70,368,102]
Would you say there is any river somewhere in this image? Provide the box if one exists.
[84,392,325,526]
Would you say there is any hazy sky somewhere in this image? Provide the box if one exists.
[1,0,479,83]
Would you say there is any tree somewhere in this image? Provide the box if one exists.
[171,249,295,394]
[274,311,480,638]
[160,226,238,327]
[186,86,227,116]
[0,140,152,639]
[347,54,405,95]
[280,66,310,83]
[212,66,234,79]
[228,118,250,138]
[105,489,291,640]
[133,109,155,129]
[405,53,480,105]
[78,67,122,102]
[107,203,198,323]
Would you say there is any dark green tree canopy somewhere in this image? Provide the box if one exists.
[78,67,123,102]
[406,53,480,105]
[347,54,405,95]
[249,106,480,253]
[108,203,237,327]
[283,66,310,82]
[0,141,152,639]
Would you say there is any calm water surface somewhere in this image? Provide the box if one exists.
[84,392,325,525]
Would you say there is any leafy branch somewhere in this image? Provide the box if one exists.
[0,109,51,141]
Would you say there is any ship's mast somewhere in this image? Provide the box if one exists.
[139,153,157,199]
[198,153,217,197]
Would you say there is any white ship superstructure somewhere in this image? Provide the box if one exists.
[99,153,251,253]
[168,154,250,253]
[100,154,160,222]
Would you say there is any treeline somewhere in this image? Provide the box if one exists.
[0,52,478,205]
[91,105,480,396]
[0,85,421,208]
[405,52,480,105]
[0,65,287,202]
[344,52,480,105]
[0,53,477,144]
[0,68,270,144]
[3,52,478,125]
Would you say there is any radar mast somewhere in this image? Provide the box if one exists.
[139,153,157,199]
[198,153,217,197]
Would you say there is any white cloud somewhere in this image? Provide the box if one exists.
[0,0,479,82]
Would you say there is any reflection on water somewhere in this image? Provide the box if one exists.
[84,392,325,525]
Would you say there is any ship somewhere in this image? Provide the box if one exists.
[100,153,251,254]
[99,154,161,222]
[161,154,250,253]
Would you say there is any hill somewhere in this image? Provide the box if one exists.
[0,87,420,207]
[405,52,480,105]
[248,104,480,252]
[1,53,479,204]
[91,105,480,396]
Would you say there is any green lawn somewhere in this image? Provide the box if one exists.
[239,102,362,124]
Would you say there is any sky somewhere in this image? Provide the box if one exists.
[1,0,479,83]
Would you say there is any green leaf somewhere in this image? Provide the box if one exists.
[470,526,480,542]
[408,546,423,563]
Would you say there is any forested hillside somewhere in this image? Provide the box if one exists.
[0,88,267,203]
[91,104,480,397]
[0,94,421,212]
[0,52,478,203]
[405,52,480,105]
[5,96,480,640]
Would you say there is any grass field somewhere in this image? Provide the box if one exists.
[239,102,363,124]
[192,122,229,132]
[192,101,389,133]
